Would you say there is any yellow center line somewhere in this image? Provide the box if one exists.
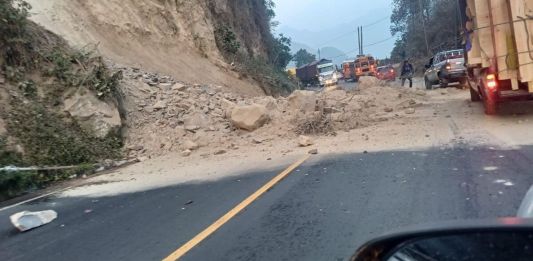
[162,155,310,261]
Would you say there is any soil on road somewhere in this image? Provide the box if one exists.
[2,83,533,260]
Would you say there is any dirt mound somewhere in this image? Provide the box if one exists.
[26,0,269,96]
[118,68,428,159]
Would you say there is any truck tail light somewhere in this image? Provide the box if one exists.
[486,74,497,89]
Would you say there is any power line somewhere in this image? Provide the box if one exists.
[322,36,396,60]
[316,15,390,48]
[364,36,395,47]
[362,16,389,28]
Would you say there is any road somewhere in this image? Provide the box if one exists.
[2,86,533,260]
[2,147,533,260]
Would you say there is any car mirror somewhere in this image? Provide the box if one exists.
[352,218,533,261]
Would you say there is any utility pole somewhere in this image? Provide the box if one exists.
[357,26,364,55]
[361,26,364,55]
[318,48,321,59]
[418,0,430,56]
[357,27,360,55]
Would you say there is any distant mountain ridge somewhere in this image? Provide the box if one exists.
[280,8,394,61]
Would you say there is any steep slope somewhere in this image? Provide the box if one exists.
[26,0,277,96]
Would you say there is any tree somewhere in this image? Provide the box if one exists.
[390,0,462,62]
[293,49,316,67]
[269,33,293,69]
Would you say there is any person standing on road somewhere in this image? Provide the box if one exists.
[401,60,414,88]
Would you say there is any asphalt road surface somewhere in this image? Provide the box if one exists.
[2,143,533,260]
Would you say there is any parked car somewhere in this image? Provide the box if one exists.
[376,65,396,81]
[424,49,467,89]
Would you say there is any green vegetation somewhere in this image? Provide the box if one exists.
[215,25,241,56]
[212,0,296,95]
[390,0,463,63]
[293,49,317,67]
[0,0,123,200]
[269,34,293,70]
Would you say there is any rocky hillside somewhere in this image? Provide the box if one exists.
[0,1,125,199]
[26,0,287,95]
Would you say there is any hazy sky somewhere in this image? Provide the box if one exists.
[274,0,396,58]
[275,0,393,31]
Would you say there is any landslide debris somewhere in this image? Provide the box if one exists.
[119,72,428,160]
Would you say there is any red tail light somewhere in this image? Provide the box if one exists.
[390,69,394,73]
[486,74,497,89]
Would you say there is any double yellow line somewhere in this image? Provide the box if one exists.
[163,155,310,260]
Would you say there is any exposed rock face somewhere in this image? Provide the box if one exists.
[230,104,270,131]
[63,88,121,138]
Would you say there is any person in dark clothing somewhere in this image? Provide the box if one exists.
[401,60,414,87]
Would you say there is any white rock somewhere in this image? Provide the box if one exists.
[298,135,314,147]
[10,210,58,232]
[230,104,270,131]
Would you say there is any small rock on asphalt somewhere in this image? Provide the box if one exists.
[184,200,194,205]
[308,148,318,154]
[384,107,393,113]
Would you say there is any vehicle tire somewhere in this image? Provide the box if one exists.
[424,77,432,90]
[459,78,467,87]
[483,90,498,115]
[469,86,481,102]
[440,78,449,88]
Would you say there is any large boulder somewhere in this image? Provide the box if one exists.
[287,90,317,113]
[230,104,270,131]
[64,88,121,138]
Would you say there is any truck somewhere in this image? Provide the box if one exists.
[342,60,356,82]
[461,0,533,114]
[296,59,338,87]
[354,54,377,81]
[424,49,467,89]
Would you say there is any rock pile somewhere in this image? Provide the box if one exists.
[116,67,427,159]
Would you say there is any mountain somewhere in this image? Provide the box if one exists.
[287,42,347,68]
[279,8,395,60]
[319,47,348,66]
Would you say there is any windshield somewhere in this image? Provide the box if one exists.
[3,1,530,261]
[318,65,335,74]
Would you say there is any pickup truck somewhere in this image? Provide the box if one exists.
[424,49,467,89]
